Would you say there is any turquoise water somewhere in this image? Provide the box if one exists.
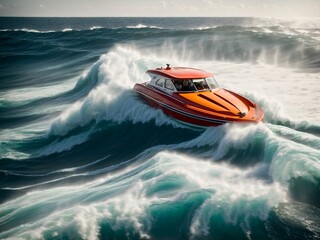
[0,17,320,239]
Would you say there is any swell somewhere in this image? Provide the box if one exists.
[1,123,319,239]
[0,121,198,203]
[0,30,115,90]
[0,55,101,129]
[0,29,122,129]
[1,82,320,238]
[2,118,320,203]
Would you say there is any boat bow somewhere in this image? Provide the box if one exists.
[178,89,250,117]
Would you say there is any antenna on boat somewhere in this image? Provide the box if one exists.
[166,64,171,70]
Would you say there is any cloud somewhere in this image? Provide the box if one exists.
[202,0,214,5]
[188,6,198,11]
[202,0,223,8]
[162,1,168,8]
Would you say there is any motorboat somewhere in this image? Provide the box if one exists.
[133,64,264,127]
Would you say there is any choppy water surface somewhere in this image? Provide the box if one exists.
[0,17,320,240]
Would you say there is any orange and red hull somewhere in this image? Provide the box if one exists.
[133,83,264,127]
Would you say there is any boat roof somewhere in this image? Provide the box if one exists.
[146,66,213,80]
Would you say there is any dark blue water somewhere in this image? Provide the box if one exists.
[1,17,320,240]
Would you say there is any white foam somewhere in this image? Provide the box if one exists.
[18,28,45,33]
[192,26,218,30]
[127,24,161,29]
[0,28,55,33]
[0,28,82,33]
[90,26,103,30]
[62,28,74,32]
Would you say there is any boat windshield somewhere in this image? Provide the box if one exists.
[205,77,219,89]
[173,77,219,92]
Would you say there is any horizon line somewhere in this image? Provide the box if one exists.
[0,16,318,18]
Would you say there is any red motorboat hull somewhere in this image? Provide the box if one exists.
[133,83,264,127]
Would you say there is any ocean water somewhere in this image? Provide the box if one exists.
[0,17,320,240]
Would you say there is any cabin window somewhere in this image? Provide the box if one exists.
[165,79,174,90]
[193,79,210,91]
[173,79,196,92]
[205,77,219,89]
[156,78,165,87]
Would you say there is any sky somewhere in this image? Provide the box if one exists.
[0,0,319,18]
